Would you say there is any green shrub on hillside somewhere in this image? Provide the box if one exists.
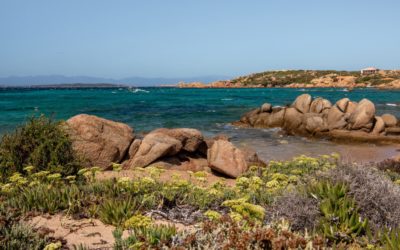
[0,115,81,181]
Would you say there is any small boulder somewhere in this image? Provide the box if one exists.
[336,98,350,112]
[127,132,182,168]
[151,128,204,152]
[261,103,272,113]
[381,114,398,127]
[371,116,385,135]
[348,99,375,130]
[292,94,312,113]
[207,140,248,178]
[310,98,332,113]
[67,114,134,169]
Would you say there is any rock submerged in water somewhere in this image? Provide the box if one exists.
[236,94,400,143]
[67,114,262,178]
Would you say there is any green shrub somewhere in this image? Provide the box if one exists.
[114,224,177,249]
[0,115,81,181]
[0,222,50,250]
[309,181,369,243]
[98,198,140,226]
[5,183,82,214]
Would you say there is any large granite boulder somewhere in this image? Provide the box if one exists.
[254,113,270,127]
[381,114,398,127]
[207,140,248,178]
[336,98,349,112]
[303,114,326,133]
[325,106,347,130]
[128,139,142,159]
[150,128,204,152]
[345,101,358,114]
[268,108,286,127]
[67,114,134,168]
[127,132,182,168]
[348,99,375,130]
[283,108,304,133]
[240,108,261,126]
[310,98,332,113]
[292,94,312,113]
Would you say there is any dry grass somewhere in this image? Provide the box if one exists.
[324,164,400,231]
[267,191,320,232]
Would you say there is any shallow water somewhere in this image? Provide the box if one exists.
[1,87,399,162]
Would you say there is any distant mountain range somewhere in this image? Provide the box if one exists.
[0,75,230,87]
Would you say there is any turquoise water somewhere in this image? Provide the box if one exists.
[1,87,399,134]
[1,87,399,162]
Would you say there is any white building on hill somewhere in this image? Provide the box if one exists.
[361,67,379,75]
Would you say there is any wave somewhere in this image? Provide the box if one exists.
[386,103,398,107]
[128,88,150,93]
[221,98,233,101]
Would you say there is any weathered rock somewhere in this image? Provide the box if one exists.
[128,139,142,158]
[240,108,260,125]
[268,108,286,127]
[336,98,350,112]
[292,94,312,113]
[197,135,229,156]
[310,98,332,113]
[240,148,266,167]
[283,108,304,133]
[207,140,248,178]
[254,113,270,127]
[325,106,347,130]
[67,114,134,168]
[345,101,358,114]
[303,114,326,133]
[371,116,385,135]
[172,157,209,172]
[381,114,398,127]
[128,132,182,168]
[151,128,204,152]
[261,103,272,113]
[348,99,375,130]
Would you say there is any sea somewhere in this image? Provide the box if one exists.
[1,87,400,163]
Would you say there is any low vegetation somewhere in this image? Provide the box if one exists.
[229,69,400,87]
[0,115,81,182]
[1,117,400,249]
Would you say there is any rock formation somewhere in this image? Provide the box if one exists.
[67,114,263,178]
[236,94,400,143]
[67,114,134,169]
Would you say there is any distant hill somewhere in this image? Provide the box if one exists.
[0,75,230,87]
[177,69,400,89]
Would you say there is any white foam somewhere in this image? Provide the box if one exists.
[128,88,150,93]
[386,103,397,107]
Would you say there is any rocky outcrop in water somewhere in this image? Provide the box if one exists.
[235,94,400,143]
[67,114,263,177]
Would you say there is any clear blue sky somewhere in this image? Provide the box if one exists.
[0,0,399,78]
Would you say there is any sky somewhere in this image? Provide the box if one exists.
[0,0,399,79]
